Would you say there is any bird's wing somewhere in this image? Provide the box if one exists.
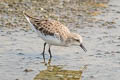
[23,12,70,41]
[32,19,70,41]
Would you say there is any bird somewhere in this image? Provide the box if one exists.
[23,11,87,59]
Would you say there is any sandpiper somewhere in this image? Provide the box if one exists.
[23,12,87,59]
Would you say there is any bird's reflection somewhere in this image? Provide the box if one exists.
[34,58,87,80]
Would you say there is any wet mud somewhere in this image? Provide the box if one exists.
[0,0,120,80]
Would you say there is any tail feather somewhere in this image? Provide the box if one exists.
[23,11,36,20]
[23,11,38,32]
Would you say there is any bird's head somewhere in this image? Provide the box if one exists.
[69,33,87,52]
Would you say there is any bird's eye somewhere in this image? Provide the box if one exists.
[75,39,79,42]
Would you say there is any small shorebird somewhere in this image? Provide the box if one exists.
[23,12,87,59]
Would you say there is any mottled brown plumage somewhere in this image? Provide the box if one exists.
[24,12,70,42]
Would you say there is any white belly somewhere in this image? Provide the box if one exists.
[37,30,65,46]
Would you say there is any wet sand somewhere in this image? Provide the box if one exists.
[0,0,120,80]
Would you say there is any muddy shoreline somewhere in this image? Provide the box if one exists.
[0,0,120,80]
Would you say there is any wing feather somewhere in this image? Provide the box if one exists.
[31,19,70,41]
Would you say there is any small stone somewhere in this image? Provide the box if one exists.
[40,7,44,11]
[24,69,33,72]
[18,53,24,55]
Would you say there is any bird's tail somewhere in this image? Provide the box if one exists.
[23,11,35,20]
[23,11,38,31]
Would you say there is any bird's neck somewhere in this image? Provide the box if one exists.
[65,33,74,45]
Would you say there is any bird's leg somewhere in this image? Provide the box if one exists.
[42,42,47,60]
[48,45,52,58]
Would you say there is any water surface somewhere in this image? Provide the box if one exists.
[0,0,120,80]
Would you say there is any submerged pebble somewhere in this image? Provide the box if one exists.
[24,69,33,72]
[17,53,24,55]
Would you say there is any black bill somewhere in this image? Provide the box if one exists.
[80,44,87,52]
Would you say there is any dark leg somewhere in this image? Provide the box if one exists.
[48,45,52,58]
[42,42,47,60]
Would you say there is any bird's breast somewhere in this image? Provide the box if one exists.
[37,30,66,46]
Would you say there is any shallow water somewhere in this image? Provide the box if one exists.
[0,0,120,80]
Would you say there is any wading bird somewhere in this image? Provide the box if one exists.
[23,12,87,59]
